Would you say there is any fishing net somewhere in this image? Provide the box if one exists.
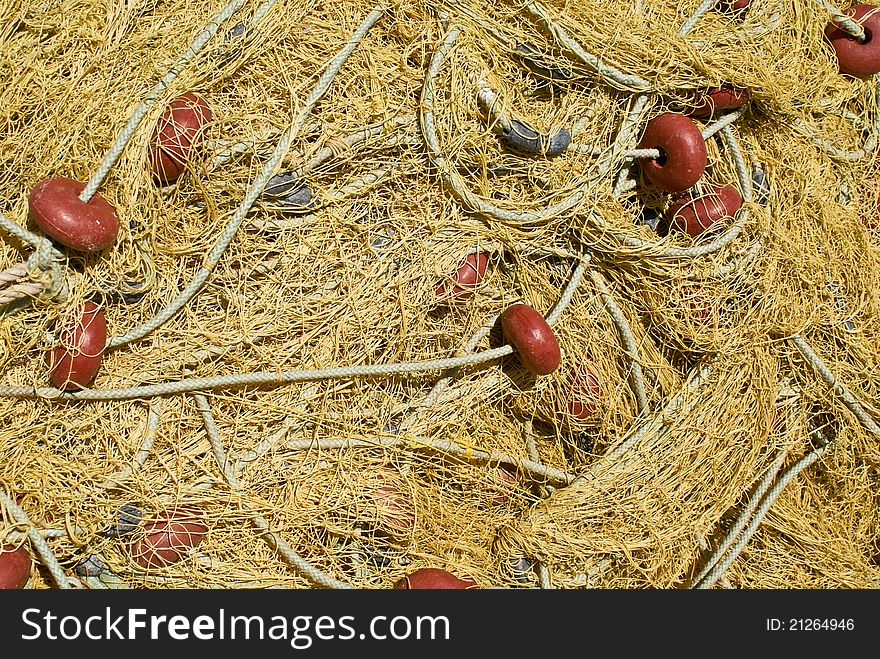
[0,0,878,590]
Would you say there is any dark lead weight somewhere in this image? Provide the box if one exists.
[807,411,837,445]
[226,22,249,41]
[751,162,770,207]
[362,543,393,568]
[501,119,571,157]
[371,228,396,249]
[638,206,664,233]
[506,555,535,585]
[263,173,319,212]
[103,504,143,536]
[74,554,109,577]
[100,281,149,304]
[512,42,574,82]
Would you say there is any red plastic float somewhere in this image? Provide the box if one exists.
[0,545,32,589]
[665,183,743,238]
[129,508,207,569]
[47,300,107,391]
[717,0,750,13]
[487,465,518,505]
[435,251,489,301]
[637,113,707,193]
[565,363,601,422]
[501,303,561,376]
[148,92,213,183]
[690,85,751,119]
[369,476,415,540]
[825,4,880,77]
[393,567,478,589]
[28,177,119,252]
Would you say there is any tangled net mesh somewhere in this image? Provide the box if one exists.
[0,0,879,590]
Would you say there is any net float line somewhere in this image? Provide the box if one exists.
[0,228,589,404]
[104,5,388,350]
[422,27,761,268]
[398,251,588,434]
[193,394,352,589]
[77,0,276,205]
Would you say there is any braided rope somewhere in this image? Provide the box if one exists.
[520,1,651,92]
[690,447,789,587]
[0,489,76,589]
[694,443,830,589]
[677,0,718,38]
[814,0,867,41]
[277,436,576,486]
[589,269,650,414]
[790,335,880,438]
[421,27,645,226]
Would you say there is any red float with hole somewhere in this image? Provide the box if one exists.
[501,303,561,376]
[47,300,107,391]
[28,177,119,252]
[665,183,743,238]
[637,113,707,193]
[149,92,213,183]
[825,4,880,77]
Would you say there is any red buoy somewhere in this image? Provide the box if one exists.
[689,85,751,119]
[565,363,601,422]
[825,4,880,77]
[393,567,478,589]
[130,508,207,569]
[665,183,743,237]
[435,251,489,301]
[0,545,32,589]
[637,113,707,193]
[501,303,561,376]
[47,300,107,391]
[367,473,415,540]
[28,177,119,252]
[487,465,519,505]
[148,92,213,183]
[717,0,750,14]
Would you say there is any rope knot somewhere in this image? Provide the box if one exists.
[25,240,69,302]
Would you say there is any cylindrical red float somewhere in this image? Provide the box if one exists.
[689,86,751,119]
[825,4,880,77]
[665,183,743,237]
[565,364,601,422]
[393,567,478,589]
[148,92,213,183]
[129,508,207,569]
[47,300,107,391]
[435,251,489,301]
[501,303,561,376]
[0,545,32,589]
